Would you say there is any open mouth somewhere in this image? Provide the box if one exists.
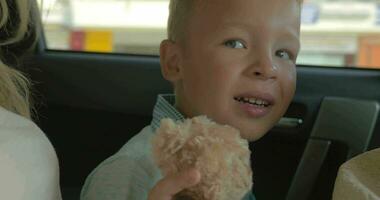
[234,97,271,107]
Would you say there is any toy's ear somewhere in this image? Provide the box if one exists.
[153,118,180,150]
[159,40,183,83]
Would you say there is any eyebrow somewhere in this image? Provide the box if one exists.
[280,27,301,52]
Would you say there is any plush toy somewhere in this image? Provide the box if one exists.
[152,116,253,200]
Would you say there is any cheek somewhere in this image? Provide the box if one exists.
[181,59,215,102]
[204,57,243,99]
[182,69,204,99]
[181,44,243,97]
[183,51,234,89]
[280,66,297,103]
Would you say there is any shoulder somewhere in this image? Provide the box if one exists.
[0,106,34,127]
[118,125,155,156]
[0,107,61,200]
[0,106,57,164]
[81,126,162,200]
[0,107,48,143]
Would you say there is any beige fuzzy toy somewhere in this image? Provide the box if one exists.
[152,116,253,200]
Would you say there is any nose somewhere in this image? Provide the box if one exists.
[245,53,277,80]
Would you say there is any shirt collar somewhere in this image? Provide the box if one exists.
[150,94,184,132]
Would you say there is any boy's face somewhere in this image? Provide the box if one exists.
[163,0,301,141]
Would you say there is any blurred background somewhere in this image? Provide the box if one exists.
[38,0,380,68]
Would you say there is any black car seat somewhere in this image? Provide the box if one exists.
[286,97,379,200]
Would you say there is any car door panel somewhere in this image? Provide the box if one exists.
[29,52,380,200]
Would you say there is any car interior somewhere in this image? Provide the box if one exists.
[6,0,380,200]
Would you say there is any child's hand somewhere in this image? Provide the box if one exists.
[148,168,201,200]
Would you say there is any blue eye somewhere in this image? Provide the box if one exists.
[276,50,292,60]
[224,40,246,49]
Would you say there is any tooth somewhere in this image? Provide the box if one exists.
[256,99,263,105]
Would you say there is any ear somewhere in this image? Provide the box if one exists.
[159,39,183,82]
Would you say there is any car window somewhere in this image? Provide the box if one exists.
[39,0,380,69]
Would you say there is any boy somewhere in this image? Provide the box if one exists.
[81,0,301,199]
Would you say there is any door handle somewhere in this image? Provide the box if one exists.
[275,117,303,128]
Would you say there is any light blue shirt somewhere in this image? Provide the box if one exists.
[81,94,255,200]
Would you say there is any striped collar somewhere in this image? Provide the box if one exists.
[150,94,184,132]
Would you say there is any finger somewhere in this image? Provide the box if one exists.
[148,168,201,200]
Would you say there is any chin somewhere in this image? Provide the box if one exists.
[240,128,267,142]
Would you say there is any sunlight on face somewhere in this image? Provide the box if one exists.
[175,0,301,141]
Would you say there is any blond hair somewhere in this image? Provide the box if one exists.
[0,0,33,119]
[167,0,303,42]
[167,0,195,42]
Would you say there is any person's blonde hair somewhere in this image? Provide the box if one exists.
[167,0,195,42]
[167,0,303,42]
[0,0,33,119]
